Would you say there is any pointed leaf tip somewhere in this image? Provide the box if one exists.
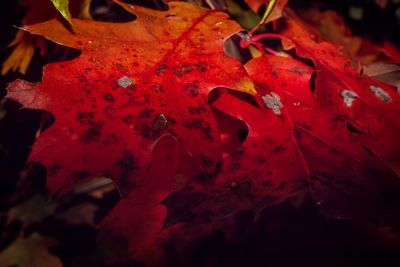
[50,0,73,24]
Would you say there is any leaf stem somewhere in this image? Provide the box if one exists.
[249,0,277,35]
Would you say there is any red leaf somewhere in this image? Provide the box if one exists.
[190,54,400,224]
[7,1,254,263]
[278,10,400,174]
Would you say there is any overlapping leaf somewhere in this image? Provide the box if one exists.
[174,54,400,232]
[278,10,400,173]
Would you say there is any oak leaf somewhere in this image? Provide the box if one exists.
[7,0,253,263]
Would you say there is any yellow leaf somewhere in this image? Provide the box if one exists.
[1,32,35,75]
[2,0,92,75]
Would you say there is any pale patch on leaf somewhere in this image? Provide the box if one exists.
[117,76,134,88]
[369,85,392,102]
[262,92,283,115]
[341,89,358,107]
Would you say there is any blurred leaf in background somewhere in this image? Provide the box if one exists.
[1,0,91,75]
[0,233,62,267]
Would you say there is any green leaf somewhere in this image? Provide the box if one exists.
[50,0,72,24]
[0,233,62,267]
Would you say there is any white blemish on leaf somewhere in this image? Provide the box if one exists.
[117,76,134,88]
[369,85,391,102]
[262,92,283,115]
[341,89,358,107]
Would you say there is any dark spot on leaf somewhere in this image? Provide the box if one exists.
[332,113,346,123]
[200,153,214,167]
[156,64,167,76]
[140,123,156,139]
[188,106,205,115]
[122,114,135,126]
[273,145,283,153]
[79,125,102,144]
[193,172,214,183]
[150,84,164,93]
[278,182,287,190]
[183,82,200,97]
[257,157,266,164]
[166,116,176,125]
[103,93,115,102]
[346,122,363,134]
[231,181,252,197]
[116,150,136,180]
[114,63,127,70]
[362,145,376,157]
[289,67,305,75]
[182,119,213,141]
[195,62,208,72]
[76,111,94,124]
[175,64,194,77]
[294,128,302,139]
[139,108,155,118]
